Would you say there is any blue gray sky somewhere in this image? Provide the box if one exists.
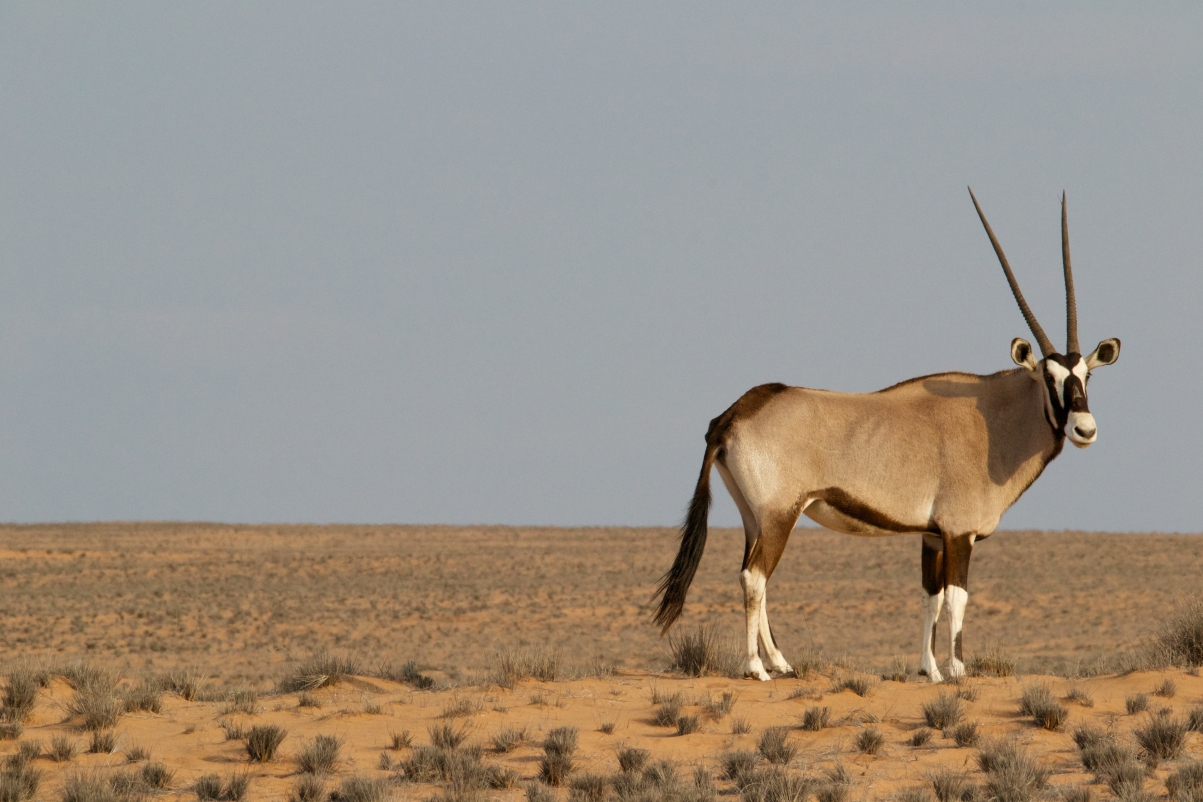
[1,4,1199,531]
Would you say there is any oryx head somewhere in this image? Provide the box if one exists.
[969,188,1121,448]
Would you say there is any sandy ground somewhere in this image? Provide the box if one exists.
[2,524,1203,680]
[4,665,1203,801]
[2,523,1202,800]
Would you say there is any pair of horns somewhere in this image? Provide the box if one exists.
[968,187,1079,358]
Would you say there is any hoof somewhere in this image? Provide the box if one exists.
[744,657,772,682]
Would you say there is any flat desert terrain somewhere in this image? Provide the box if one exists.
[1,523,1202,802]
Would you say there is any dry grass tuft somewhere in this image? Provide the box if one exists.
[245,724,287,763]
[833,674,876,697]
[49,735,79,762]
[700,690,737,720]
[757,726,797,765]
[1153,678,1177,698]
[296,734,343,775]
[1018,684,1068,730]
[1126,693,1150,714]
[676,714,701,735]
[976,739,1049,802]
[882,657,910,682]
[731,716,752,735]
[856,727,885,755]
[279,651,359,693]
[922,693,963,729]
[1135,713,1188,761]
[967,645,1016,677]
[910,728,934,747]
[1150,595,1203,667]
[948,721,980,748]
[800,706,830,732]
[928,768,979,802]
[492,726,526,753]
[668,626,742,678]
[487,648,562,687]
[87,729,117,754]
[1,670,38,724]
[1165,761,1203,802]
[429,723,471,750]
[1065,687,1094,707]
[617,747,650,773]
[330,774,390,802]
[65,666,121,732]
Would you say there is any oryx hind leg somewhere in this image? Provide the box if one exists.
[741,510,798,681]
[919,534,946,682]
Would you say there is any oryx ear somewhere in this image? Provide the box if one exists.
[1086,337,1120,369]
[1011,338,1040,371]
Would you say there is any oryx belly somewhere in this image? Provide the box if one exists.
[803,498,926,537]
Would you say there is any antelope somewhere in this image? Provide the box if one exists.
[653,189,1120,682]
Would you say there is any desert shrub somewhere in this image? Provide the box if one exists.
[1060,788,1091,802]
[375,660,434,690]
[60,772,118,802]
[758,726,797,765]
[1072,724,1109,752]
[543,726,578,756]
[429,723,470,750]
[882,657,910,682]
[330,774,389,802]
[976,739,1049,802]
[1126,693,1149,714]
[732,716,752,734]
[568,773,608,802]
[492,726,525,753]
[389,729,412,749]
[297,734,342,774]
[922,693,963,729]
[1135,713,1188,761]
[910,728,934,747]
[1154,679,1177,698]
[856,727,885,755]
[124,744,149,762]
[677,715,701,735]
[653,694,683,727]
[668,626,737,677]
[721,750,762,787]
[49,736,78,762]
[221,688,259,716]
[245,724,287,762]
[439,695,483,719]
[816,764,852,802]
[929,768,979,802]
[1150,595,1203,667]
[195,774,224,800]
[67,669,121,731]
[1188,706,1203,732]
[525,783,556,802]
[1,671,38,723]
[967,645,1016,677]
[800,706,830,731]
[1019,684,1068,730]
[701,690,737,720]
[954,681,979,702]
[691,766,719,802]
[279,651,359,693]
[618,747,650,773]
[793,645,827,678]
[539,752,573,786]
[1165,761,1203,802]
[898,787,935,802]
[0,745,42,802]
[834,675,875,697]
[141,761,174,789]
[1065,688,1094,707]
[0,723,20,741]
[598,721,615,734]
[88,730,116,754]
[739,766,814,802]
[290,774,326,802]
[297,692,321,708]
[122,681,162,714]
[220,720,247,742]
[1079,739,1143,795]
[487,648,561,688]
[949,721,980,748]
[162,667,206,701]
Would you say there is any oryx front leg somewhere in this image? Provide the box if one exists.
[919,535,945,682]
[943,534,975,680]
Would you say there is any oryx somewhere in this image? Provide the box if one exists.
[653,189,1120,682]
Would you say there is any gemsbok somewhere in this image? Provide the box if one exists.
[653,188,1120,682]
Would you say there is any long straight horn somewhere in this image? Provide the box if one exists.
[968,186,1055,358]
[1062,192,1079,355]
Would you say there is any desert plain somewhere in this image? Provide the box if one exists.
[1,522,1202,802]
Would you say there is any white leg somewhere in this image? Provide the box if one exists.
[919,589,945,683]
[740,568,771,681]
[945,585,968,679]
[758,588,794,675]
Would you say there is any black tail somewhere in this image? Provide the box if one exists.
[652,441,718,634]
